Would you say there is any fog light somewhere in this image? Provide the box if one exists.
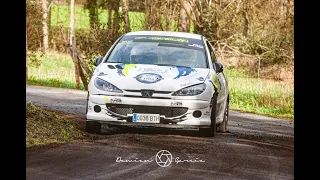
[94,105,101,113]
[193,110,202,118]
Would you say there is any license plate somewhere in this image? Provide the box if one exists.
[132,113,160,123]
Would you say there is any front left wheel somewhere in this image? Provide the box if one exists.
[199,94,217,137]
[85,92,101,134]
[85,121,101,134]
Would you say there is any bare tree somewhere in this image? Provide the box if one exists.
[41,0,56,53]
[70,0,80,89]
[178,0,191,32]
[42,0,49,52]
[121,0,131,32]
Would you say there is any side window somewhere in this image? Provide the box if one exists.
[206,41,217,63]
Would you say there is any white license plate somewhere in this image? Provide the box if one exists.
[132,113,160,123]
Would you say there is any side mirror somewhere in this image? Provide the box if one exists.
[94,56,103,66]
[215,62,223,73]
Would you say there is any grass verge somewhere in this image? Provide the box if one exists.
[26,102,85,147]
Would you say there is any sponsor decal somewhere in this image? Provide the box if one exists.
[98,72,107,76]
[171,101,182,107]
[180,82,191,87]
[197,77,204,81]
[203,111,211,115]
[138,67,169,73]
[174,67,196,79]
[120,40,133,44]
[134,36,189,43]
[188,44,204,48]
[110,98,122,103]
[135,73,163,84]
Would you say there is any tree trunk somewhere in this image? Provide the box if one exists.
[242,11,249,37]
[178,0,190,32]
[48,2,52,47]
[26,29,28,84]
[42,0,49,52]
[78,65,88,90]
[87,0,99,29]
[107,6,112,28]
[144,0,162,30]
[70,0,80,89]
[121,0,131,32]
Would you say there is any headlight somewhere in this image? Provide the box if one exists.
[94,78,123,93]
[172,83,206,96]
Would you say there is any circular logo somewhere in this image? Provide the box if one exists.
[134,73,163,84]
[155,150,172,167]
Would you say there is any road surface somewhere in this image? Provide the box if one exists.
[26,85,294,180]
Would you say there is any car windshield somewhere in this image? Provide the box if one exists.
[106,35,208,68]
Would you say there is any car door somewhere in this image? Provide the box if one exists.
[205,40,228,122]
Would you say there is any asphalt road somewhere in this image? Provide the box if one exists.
[26,85,294,180]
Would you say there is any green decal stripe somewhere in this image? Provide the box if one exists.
[123,64,136,76]
[104,97,110,102]
[212,73,219,89]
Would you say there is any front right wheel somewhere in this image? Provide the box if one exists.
[216,99,229,133]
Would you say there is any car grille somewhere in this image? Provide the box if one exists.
[106,104,188,118]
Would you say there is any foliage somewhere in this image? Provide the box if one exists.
[26,0,43,51]
[184,0,294,66]
[27,51,45,68]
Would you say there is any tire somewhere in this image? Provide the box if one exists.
[216,99,229,133]
[199,94,217,137]
[85,121,101,134]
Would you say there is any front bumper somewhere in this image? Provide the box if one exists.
[86,94,212,126]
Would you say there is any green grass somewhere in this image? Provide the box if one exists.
[50,4,194,32]
[26,102,84,147]
[28,50,85,90]
[226,73,294,120]
[51,5,145,31]
[27,51,293,120]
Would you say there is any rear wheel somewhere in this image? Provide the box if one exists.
[199,94,217,137]
[216,99,229,133]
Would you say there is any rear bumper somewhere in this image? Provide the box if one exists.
[86,94,212,126]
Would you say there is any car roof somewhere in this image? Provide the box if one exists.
[125,31,203,40]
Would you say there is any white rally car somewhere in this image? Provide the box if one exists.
[86,31,229,136]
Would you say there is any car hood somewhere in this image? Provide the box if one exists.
[93,63,210,92]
